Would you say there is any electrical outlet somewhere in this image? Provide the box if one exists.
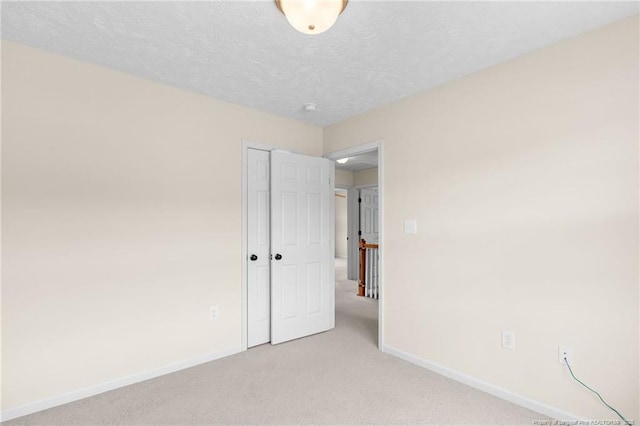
[501,330,515,350]
[210,306,219,320]
[558,346,573,367]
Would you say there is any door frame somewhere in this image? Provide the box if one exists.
[324,140,385,351]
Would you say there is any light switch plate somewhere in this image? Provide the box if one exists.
[404,220,417,234]
[501,330,515,350]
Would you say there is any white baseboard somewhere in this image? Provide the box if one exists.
[2,344,583,422]
[383,344,581,421]
[0,346,242,422]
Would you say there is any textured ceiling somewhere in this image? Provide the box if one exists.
[2,1,638,127]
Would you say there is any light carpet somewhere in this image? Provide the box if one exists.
[5,259,547,425]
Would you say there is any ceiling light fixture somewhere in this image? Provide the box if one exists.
[275,0,348,35]
[336,158,349,164]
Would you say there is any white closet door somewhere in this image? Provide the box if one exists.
[270,150,335,345]
[247,148,271,347]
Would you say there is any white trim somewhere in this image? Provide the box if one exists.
[383,344,581,421]
[377,142,384,351]
[324,140,384,351]
[0,346,242,422]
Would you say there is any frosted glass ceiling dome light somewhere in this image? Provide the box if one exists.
[276,0,348,35]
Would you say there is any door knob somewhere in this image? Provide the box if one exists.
[274,254,282,260]
[250,254,258,261]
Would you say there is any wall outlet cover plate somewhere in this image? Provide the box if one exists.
[404,220,417,234]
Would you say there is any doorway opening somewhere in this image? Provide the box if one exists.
[325,140,384,350]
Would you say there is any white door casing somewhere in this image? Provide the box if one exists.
[247,149,271,347]
[270,150,335,345]
[360,188,379,244]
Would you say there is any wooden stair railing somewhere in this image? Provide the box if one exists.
[358,239,379,298]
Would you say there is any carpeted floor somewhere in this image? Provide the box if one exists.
[4,259,547,425]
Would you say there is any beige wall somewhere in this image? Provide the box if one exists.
[336,168,377,188]
[334,190,348,258]
[354,167,378,186]
[324,16,639,421]
[1,41,322,410]
[335,169,354,187]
